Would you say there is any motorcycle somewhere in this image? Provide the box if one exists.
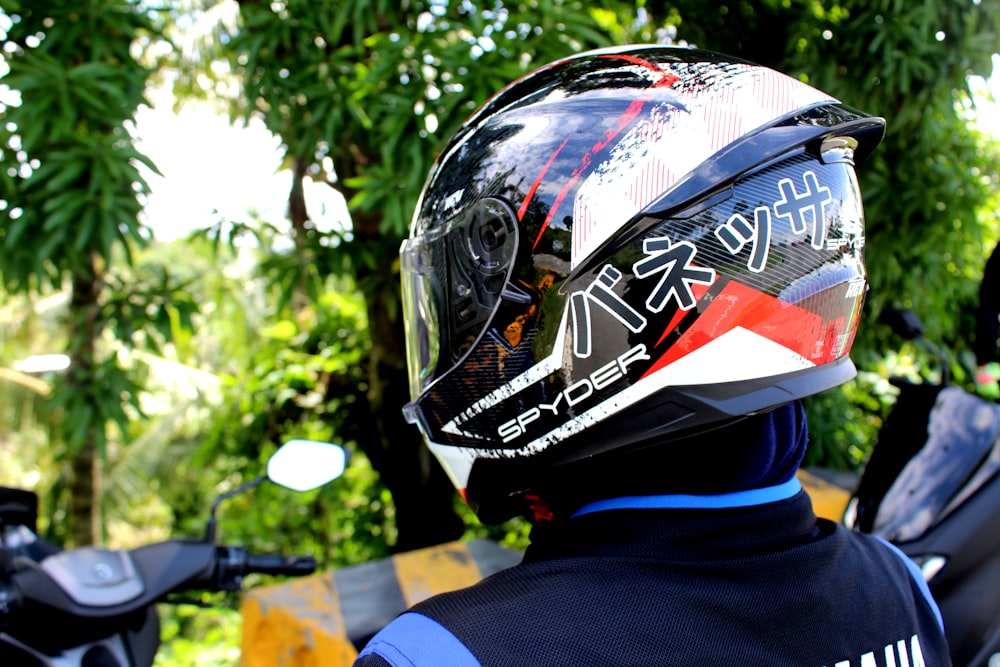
[844,308,1000,667]
[0,438,347,666]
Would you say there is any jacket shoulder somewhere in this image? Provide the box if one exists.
[354,611,481,667]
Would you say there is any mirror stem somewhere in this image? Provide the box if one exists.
[204,475,266,542]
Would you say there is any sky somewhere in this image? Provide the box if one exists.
[969,55,1000,135]
[134,104,285,241]
[133,99,349,243]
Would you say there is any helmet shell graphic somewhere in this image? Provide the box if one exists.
[400,45,886,522]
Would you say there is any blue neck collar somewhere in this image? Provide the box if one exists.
[570,477,803,518]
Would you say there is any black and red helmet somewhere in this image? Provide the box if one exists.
[400,45,885,523]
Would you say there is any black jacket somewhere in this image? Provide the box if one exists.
[356,484,950,666]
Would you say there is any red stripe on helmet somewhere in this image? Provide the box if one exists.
[532,56,680,251]
[534,98,647,250]
[643,280,838,378]
[520,136,571,222]
[598,53,681,88]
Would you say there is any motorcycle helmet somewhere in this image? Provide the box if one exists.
[400,44,885,523]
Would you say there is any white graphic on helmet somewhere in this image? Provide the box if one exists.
[568,237,718,359]
[570,66,837,269]
[443,188,464,212]
[498,344,650,444]
[443,167,851,456]
[845,277,866,299]
[715,207,772,273]
[633,237,717,312]
[773,171,832,250]
[569,265,646,359]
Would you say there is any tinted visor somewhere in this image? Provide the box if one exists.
[401,197,519,402]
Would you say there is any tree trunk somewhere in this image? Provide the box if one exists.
[65,256,103,547]
[349,206,466,552]
[67,443,99,547]
[289,167,464,551]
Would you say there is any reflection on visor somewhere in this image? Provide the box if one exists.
[401,197,519,401]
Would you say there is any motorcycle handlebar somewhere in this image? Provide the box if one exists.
[245,553,317,577]
[212,546,317,590]
[0,541,318,622]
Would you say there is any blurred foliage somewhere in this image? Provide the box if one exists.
[1,0,1000,664]
[0,0,200,545]
[155,605,242,667]
[215,0,616,239]
[166,221,393,567]
[187,0,1000,481]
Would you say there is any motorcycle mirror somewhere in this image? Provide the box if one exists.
[204,440,347,542]
[267,439,347,492]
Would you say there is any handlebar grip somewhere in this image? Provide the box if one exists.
[212,547,319,591]
[244,553,317,577]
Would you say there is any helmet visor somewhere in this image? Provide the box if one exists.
[401,197,519,403]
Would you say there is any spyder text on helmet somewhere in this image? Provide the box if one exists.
[497,344,650,444]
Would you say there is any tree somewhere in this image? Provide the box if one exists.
[0,0,196,546]
[161,0,1000,551]
[183,0,623,551]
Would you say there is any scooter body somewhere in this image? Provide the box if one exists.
[0,439,347,666]
[845,310,1000,667]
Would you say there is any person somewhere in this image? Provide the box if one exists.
[354,45,951,666]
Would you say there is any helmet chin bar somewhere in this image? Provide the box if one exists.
[464,356,856,523]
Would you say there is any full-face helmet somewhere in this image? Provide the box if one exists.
[400,45,885,523]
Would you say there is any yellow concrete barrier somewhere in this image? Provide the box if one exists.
[242,472,854,665]
[797,468,853,522]
[242,538,521,666]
